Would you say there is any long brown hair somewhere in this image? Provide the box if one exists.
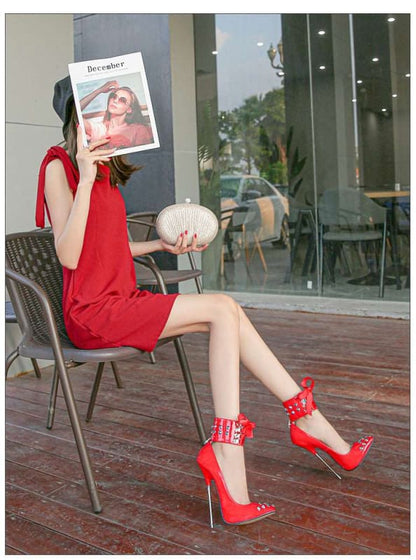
[63,103,142,186]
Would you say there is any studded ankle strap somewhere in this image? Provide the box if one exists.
[210,413,256,446]
[283,377,317,424]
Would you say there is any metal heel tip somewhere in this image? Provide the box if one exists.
[315,452,342,479]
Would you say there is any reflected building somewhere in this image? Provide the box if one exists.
[194,13,410,301]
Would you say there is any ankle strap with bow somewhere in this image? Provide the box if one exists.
[283,377,317,424]
[209,413,256,446]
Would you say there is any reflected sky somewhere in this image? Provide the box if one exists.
[215,14,283,112]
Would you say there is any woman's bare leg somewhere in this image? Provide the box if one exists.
[159,293,350,504]
[159,293,250,503]
[235,305,351,454]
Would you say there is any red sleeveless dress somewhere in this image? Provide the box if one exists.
[36,146,178,352]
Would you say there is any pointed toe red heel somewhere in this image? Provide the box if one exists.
[283,377,374,479]
[197,414,276,527]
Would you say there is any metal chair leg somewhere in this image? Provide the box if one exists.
[46,365,60,430]
[173,337,207,444]
[54,355,102,513]
[31,358,42,378]
[110,361,123,388]
[5,349,19,378]
[187,252,204,294]
[5,350,41,379]
[86,362,105,422]
[148,352,156,364]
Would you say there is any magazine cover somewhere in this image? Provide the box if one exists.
[68,52,160,156]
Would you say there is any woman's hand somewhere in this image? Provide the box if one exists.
[99,80,119,93]
[161,232,209,254]
[75,125,115,186]
[80,81,120,111]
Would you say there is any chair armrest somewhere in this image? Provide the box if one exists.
[126,217,156,228]
[140,254,157,265]
[133,256,169,295]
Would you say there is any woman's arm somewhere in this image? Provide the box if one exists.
[79,80,119,111]
[129,234,208,258]
[44,127,114,270]
[81,81,119,136]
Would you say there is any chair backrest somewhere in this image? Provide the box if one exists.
[126,212,158,242]
[220,207,235,232]
[287,195,314,224]
[318,188,386,227]
[5,230,71,345]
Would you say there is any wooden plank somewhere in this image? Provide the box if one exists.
[6,484,200,555]
[5,460,69,498]
[50,481,379,555]
[5,513,107,555]
[5,309,410,555]
[7,370,409,439]
[46,480,285,555]
[4,546,22,555]
[7,431,408,554]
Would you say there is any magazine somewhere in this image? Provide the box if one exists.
[68,52,160,157]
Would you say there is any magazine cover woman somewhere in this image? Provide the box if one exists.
[81,80,153,150]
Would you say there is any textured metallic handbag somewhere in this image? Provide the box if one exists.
[156,199,219,246]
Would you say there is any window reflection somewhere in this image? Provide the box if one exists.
[194,13,410,301]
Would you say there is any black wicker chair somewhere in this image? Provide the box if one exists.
[5,229,207,513]
[6,300,42,378]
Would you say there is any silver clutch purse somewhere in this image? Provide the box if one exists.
[156,199,219,246]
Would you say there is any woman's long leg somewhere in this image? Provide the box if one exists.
[159,293,251,503]
[235,305,351,454]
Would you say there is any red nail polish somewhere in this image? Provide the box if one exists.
[180,233,183,237]
[194,233,197,238]
[185,230,188,235]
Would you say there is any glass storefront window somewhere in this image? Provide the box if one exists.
[194,13,410,302]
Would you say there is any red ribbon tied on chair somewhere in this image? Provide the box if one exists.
[237,413,256,438]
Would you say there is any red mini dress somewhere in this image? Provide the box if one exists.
[36,146,178,352]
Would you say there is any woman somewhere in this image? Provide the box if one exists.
[81,80,153,149]
[37,77,373,527]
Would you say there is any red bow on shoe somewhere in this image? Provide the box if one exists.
[210,414,257,445]
[299,377,315,416]
[237,413,256,439]
[283,376,317,423]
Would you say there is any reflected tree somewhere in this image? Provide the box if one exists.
[218,88,291,185]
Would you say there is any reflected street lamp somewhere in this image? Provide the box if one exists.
[267,40,284,77]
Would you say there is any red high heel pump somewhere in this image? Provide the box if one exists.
[283,377,373,479]
[197,414,276,527]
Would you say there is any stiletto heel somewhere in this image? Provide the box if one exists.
[197,414,276,527]
[198,463,215,527]
[283,377,374,478]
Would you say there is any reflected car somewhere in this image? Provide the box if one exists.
[220,174,289,245]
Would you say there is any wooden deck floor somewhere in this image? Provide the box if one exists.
[5,308,410,555]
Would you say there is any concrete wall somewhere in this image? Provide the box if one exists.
[5,14,74,376]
